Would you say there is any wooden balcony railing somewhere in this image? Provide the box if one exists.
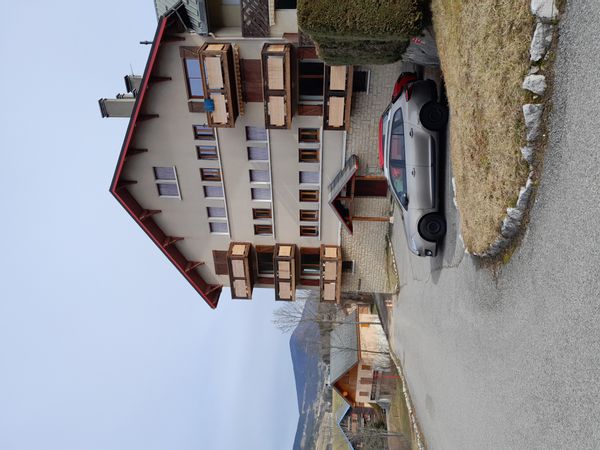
[227,242,253,299]
[320,245,342,303]
[274,244,297,301]
[241,0,270,37]
[200,43,239,127]
[262,43,294,129]
[323,65,353,130]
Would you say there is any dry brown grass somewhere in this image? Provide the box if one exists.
[432,0,534,253]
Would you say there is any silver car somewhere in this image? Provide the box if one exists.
[379,74,448,256]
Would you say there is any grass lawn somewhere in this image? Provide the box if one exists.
[387,378,419,450]
[432,0,534,254]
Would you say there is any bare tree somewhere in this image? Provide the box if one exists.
[341,422,411,450]
[272,289,381,333]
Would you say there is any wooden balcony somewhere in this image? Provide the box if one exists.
[274,244,297,301]
[241,0,270,37]
[320,245,342,303]
[262,43,294,129]
[200,43,239,127]
[323,65,353,130]
[227,242,253,299]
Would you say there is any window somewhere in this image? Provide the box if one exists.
[299,148,319,163]
[299,128,319,143]
[299,171,319,184]
[200,168,221,182]
[197,146,218,160]
[299,61,324,99]
[204,185,224,198]
[254,224,273,236]
[247,146,268,161]
[389,108,407,202]
[213,250,229,275]
[153,166,180,198]
[252,188,271,200]
[253,208,272,219]
[209,222,228,233]
[342,260,355,273]
[299,189,319,202]
[256,246,274,276]
[300,225,319,237]
[353,70,370,93]
[300,248,320,276]
[246,126,267,141]
[299,210,318,222]
[249,169,270,183]
[275,0,296,8]
[207,206,226,218]
[194,125,215,140]
[184,58,204,98]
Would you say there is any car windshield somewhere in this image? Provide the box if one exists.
[388,108,407,201]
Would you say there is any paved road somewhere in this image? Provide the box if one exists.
[388,3,600,449]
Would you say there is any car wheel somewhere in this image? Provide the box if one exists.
[418,213,447,242]
[419,102,449,131]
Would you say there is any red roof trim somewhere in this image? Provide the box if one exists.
[109,16,221,309]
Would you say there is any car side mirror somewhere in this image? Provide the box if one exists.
[400,193,409,208]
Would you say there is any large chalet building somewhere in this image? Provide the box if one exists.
[100,0,392,309]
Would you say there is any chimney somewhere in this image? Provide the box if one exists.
[98,96,136,118]
[124,74,143,94]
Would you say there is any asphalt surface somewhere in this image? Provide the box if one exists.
[388,3,600,449]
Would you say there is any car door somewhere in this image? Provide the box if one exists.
[404,116,435,210]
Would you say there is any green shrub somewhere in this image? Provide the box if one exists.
[314,34,410,65]
[298,0,429,65]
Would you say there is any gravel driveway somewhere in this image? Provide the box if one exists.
[388,2,600,449]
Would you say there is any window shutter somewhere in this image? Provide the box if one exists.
[241,59,263,102]
[213,251,229,275]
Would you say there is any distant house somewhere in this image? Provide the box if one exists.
[330,307,395,408]
[333,389,382,450]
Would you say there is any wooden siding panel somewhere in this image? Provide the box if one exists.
[241,59,263,102]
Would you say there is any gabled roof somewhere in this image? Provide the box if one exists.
[332,391,354,450]
[330,309,359,384]
[109,4,221,309]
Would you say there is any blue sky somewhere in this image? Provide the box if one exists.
[0,1,298,449]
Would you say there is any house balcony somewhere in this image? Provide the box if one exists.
[274,244,297,301]
[262,43,294,129]
[227,242,254,299]
[203,0,271,38]
[200,42,239,127]
[320,245,342,303]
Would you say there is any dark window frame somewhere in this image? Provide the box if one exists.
[254,224,273,236]
[194,125,215,140]
[299,209,319,222]
[197,145,218,160]
[299,148,319,163]
[253,208,272,219]
[300,225,319,237]
[200,168,222,182]
[299,128,320,143]
[183,58,204,99]
[299,189,319,202]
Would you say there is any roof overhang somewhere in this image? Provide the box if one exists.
[109,8,221,309]
[328,155,359,234]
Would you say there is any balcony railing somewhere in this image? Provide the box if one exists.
[241,0,270,37]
